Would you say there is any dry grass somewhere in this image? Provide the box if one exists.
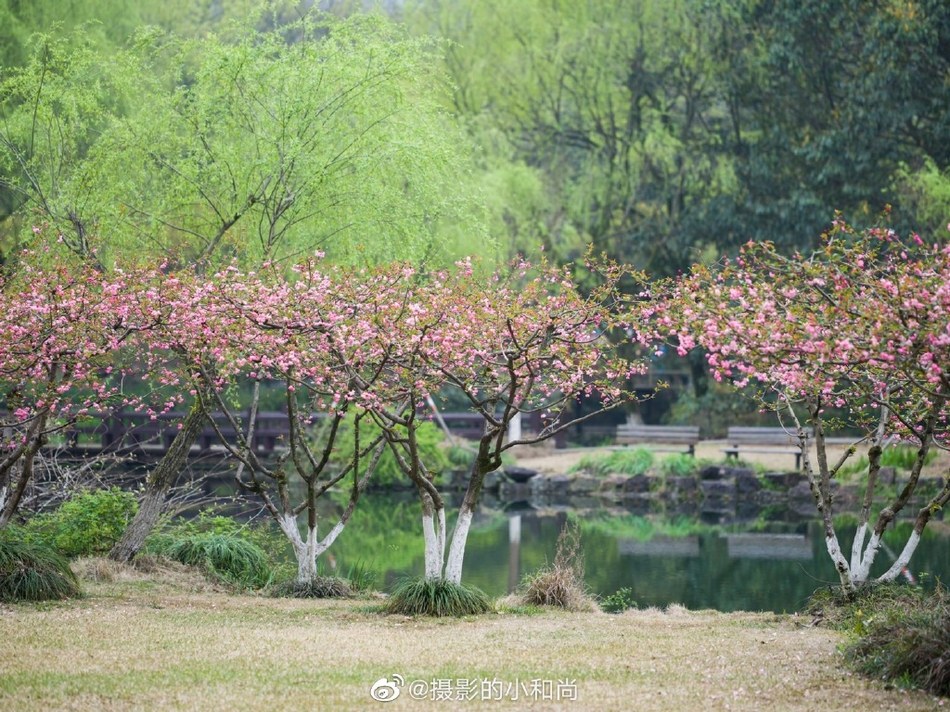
[0,560,941,711]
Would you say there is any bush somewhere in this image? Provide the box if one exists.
[601,587,637,614]
[807,581,950,696]
[25,487,137,558]
[839,584,950,696]
[568,448,654,477]
[344,558,379,593]
[519,517,597,611]
[153,533,271,588]
[386,577,491,617]
[270,575,353,599]
[656,453,698,477]
[0,529,81,601]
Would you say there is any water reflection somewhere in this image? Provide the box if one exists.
[316,493,950,613]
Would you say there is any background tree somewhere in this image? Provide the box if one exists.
[0,10,485,268]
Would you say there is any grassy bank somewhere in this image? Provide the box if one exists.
[0,560,941,711]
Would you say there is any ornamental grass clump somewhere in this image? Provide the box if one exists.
[568,448,655,477]
[386,577,491,617]
[156,533,270,588]
[270,575,354,599]
[0,530,81,602]
[520,517,598,612]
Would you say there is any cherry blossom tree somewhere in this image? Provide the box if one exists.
[0,246,171,527]
[356,255,656,585]
[664,215,950,593]
[171,260,390,585]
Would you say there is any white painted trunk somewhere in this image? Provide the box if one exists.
[507,413,522,442]
[421,512,445,580]
[444,508,475,585]
[824,533,854,588]
[854,530,883,584]
[0,485,7,519]
[849,522,868,573]
[277,513,320,584]
[879,530,921,582]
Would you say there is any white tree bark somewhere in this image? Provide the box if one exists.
[277,512,318,584]
[421,510,446,580]
[849,522,867,573]
[853,530,883,584]
[880,530,921,582]
[824,533,854,589]
[444,508,474,585]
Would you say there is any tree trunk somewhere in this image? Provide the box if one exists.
[109,403,206,562]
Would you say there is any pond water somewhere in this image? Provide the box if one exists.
[313,493,950,613]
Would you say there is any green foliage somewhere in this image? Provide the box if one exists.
[151,533,271,588]
[836,445,938,481]
[270,575,353,599]
[568,448,654,477]
[24,487,137,558]
[519,517,597,611]
[809,581,950,696]
[385,576,492,617]
[447,443,476,470]
[656,454,698,478]
[343,558,379,594]
[0,11,485,268]
[600,587,637,614]
[0,528,80,601]
[329,418,449,488]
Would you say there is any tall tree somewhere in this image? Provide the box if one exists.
[726,0,950,247]
[0,10,484,268]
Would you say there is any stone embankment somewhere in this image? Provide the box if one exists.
[458,465,946,521]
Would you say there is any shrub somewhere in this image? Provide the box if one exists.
[270,575,354,599]
[656,453,698,478]
[519,517,597,612]
[832,583,950,696]
[601,587,637,614]
[386,577,491,617]
[0,529,81,601]
[25,487,137,558]
[344,558,379,593]
[568,448,654,477]
[154,533,271,588]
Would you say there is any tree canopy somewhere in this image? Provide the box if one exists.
[0,9,486,268]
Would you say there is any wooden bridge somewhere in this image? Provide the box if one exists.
[54,409,494,460]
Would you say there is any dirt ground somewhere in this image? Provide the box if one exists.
[509,439,950,478]
[0,565,944,712]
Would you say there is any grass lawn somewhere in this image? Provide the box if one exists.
[0,559,942,711]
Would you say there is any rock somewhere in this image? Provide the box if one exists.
[567,474,601,494]
[699,465,754,481]
[702,480,736,499]
[666,476,698,493]
[735,471,762,494]
[600,474,630,491]
[622,473,654,494]
[505,466,540,484]
[498,482,532,501]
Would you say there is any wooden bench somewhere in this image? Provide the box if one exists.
[615,424,701,456]
[722,427,813,470]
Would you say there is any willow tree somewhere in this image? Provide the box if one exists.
[0,9,483,268]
